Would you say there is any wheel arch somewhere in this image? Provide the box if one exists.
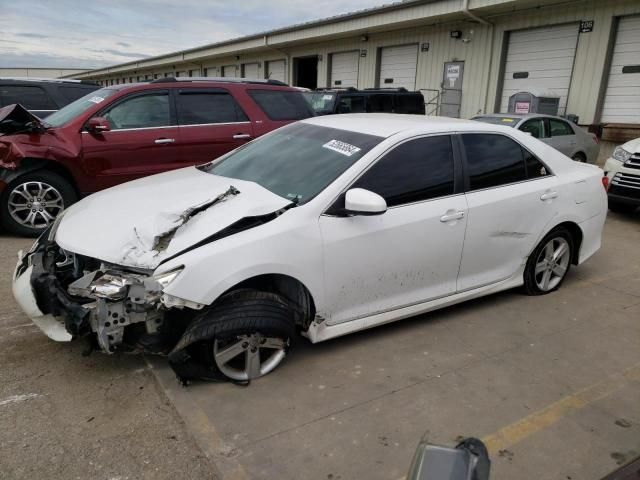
[546,220,583,265]
[219,273,317,330]
[1,158,80,197]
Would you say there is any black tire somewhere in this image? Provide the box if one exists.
[523,227,573,296]
[0,170,77,237]
[608,200,637,214]
[571,152,587,163]
[169,290,295,383]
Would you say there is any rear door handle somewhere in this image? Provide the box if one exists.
[233,133,252,140]
[440,211,465,222]
[154,138,175,144]
[540,191,558,201]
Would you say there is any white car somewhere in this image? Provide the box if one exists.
[12,114,607,383]
[603,137,640,214]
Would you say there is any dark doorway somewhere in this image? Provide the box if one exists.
[294,56,318,89]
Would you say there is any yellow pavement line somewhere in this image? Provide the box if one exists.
[482,363,640,455]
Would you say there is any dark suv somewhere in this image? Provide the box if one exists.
[0,77,314,235]
[303,87,425,116]
[0,78,100,118]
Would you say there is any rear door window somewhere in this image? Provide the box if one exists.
[103,93,171,129]
[176,91,248,125]
[366,94,393,113]
[462,134,527,190]
[394,94,424,114]
[548,118,574,136]
[519,118,546,139]
[0,85,57,110]
[353,135,455,206]
[336,95,365,113]
[248,90,314,121]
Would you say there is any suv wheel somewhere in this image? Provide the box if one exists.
[523,227,573,295]
[608,200,637,214]
[0,171,77,237]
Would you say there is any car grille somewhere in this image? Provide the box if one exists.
[624,154,640,170]
[609,172,640,200]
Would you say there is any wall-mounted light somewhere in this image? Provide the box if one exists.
[361,35,368,42]
[450,30,462,39]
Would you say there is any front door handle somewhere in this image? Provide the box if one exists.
[440,211,465,222]
[233,133,252,140]
[154,138,175,144]
[540,191,558,201]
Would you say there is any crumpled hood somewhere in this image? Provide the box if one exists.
[55,167,292,269]
[0,104,45,135]
[622,137,640,154]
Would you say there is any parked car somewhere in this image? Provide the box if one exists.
[0,77,314,235]
[304,87,425,115]
[12,114,607,384]
[0,78,100,118]
[603,137,640,213]
[471,113,600,163]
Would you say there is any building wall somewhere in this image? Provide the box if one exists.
[0,68,87,79]
[84,0,640,126]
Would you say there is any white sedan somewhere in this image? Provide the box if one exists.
[12,114,607,384]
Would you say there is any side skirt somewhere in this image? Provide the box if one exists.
[304,269,525,344]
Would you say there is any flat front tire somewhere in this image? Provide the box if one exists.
[182,290,295,383]
[523,227,573,296]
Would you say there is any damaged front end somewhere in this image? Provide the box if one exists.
[17,231,194,355]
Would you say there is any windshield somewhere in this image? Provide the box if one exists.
[302,92,337,114]
[202,123,383,204]
[471,116,519,127]
[45,88,118,128]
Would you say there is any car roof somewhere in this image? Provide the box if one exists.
[473,113,568,121]
[106,77,295,92]
[301,113,505,138]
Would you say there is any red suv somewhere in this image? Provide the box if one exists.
[0,77,314,235]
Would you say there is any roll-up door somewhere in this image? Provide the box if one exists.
[378,44,418,90]
[330,51,359,88]
[602,16,640,123]
[242,63,259,79]
[221,65,237,77]
[499,23,579,114]
[266,60,286,83]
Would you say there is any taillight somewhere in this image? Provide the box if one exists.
[602,175,609,191]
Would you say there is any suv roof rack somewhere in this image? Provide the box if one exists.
[362,87,409,92]
[150,76,288,86]
[0,77,99,85]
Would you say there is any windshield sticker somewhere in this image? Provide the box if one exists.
[502,118,515,123]
[322,95,333,101]
[322,139,361,157]
[88,96,105,104]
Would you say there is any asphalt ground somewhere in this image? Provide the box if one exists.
[1,210,638,480]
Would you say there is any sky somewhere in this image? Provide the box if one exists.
[0,0,385,70]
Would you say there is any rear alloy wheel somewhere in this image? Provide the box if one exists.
[571,153,586,163]
[523,228,573,295]
[213,333,288,382]
[1,171,77,236]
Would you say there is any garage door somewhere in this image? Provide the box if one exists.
[242,63,260,79]
[221,65,237,77]
[499,23,579,114]
[330,51,359,88]
[602,16,640,123]
[266,60,286,83]
[378,44,418,90]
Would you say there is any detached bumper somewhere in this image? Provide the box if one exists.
[12,257,72,342]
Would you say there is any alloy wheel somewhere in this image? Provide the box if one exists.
[534,237,571,291]
[8,181,64,229]
[213,333,288,381]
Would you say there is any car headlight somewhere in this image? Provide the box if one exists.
[152,267,183,289]
[612,146,631,163]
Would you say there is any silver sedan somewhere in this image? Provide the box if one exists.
[472,113,600,163]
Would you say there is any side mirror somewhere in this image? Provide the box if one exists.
[86,117,111,133]
[344,188,387,216]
